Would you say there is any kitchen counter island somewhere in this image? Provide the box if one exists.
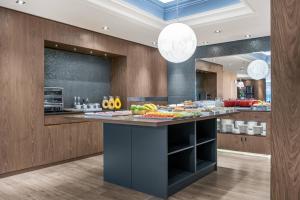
[68,112,237,198]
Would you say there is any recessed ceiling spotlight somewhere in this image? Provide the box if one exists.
[104,53,107,57]
[152,41,157,46]
[102,26,110,31]
[202,41,209,45]
[55,44,58,48]
[73,48,77,51]
[214,30,222,34]
[90,50,93,54]
[16,0,26,5]
[245,34,252,38]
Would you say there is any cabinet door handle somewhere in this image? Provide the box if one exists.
[241,137,243,142]
[245,137,247,142]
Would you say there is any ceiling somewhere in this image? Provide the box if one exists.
[0,0,270,47]
[202,51,271,80]
[122,0,240,20]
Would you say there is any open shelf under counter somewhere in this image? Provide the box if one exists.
[168,168,194,186]
[196,160,217,172]
[168,148,195,185]
[168,144,195,156]
[196,138,216,146]
[168,122,195,154]
[196,141,217,171]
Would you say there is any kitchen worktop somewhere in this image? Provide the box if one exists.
[44,111,84,116]
[234,107,271,112]
[67,111,238,127]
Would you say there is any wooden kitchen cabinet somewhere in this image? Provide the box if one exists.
[218,133,270,155]
[39,122,103,165]
[243,135,270,154]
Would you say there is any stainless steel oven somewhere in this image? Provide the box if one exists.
[44,87,64,113]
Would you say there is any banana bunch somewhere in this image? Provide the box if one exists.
[130,103,158,115]
[143,104,158,111]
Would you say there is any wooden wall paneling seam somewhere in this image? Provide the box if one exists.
[0,8,9,174]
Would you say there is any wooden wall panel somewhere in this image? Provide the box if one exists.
[93,33,128,56]
[0,8,44,173]
[222,70,237,100]
[272,0,300,199]
[127,44,167,97]
[43,20,94,50]
[0,7,167,175]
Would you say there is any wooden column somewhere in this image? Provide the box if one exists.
[271,0,300,199]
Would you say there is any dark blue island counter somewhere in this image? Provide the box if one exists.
[69,112,237,198]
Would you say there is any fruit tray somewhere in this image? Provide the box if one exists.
[133,115,176,120]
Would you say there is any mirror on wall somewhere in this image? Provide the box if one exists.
[195,51,271,102]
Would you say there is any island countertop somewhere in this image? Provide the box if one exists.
[66,111,238,127]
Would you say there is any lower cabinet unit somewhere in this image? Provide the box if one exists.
[217,133,270,154]
[41,121,103,165]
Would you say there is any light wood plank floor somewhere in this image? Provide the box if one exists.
[0,152,270,200]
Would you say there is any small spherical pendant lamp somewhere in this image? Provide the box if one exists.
[247,60,269,80]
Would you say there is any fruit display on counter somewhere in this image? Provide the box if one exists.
[114,96,122,110]
[251,100,271,111]
[143,112,178,119]
[252,100,270,107]
[135,110,201,120]
[130,104,158,115]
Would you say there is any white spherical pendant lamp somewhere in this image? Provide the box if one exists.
[158,23,197,63]
[247,60,269,80]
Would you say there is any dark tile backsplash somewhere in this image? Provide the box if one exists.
[44,48,111,108]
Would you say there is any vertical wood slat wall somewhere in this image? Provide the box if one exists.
[272,0,300,199]
[0,7,167,175]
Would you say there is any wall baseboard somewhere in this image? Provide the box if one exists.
[0,153,102,179]
[218,149,271,159]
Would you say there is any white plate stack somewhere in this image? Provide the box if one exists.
[221,119,234,133]
[261,122,267,136]
[239,124,248,134]
[234,121,244,134]
[224,124,233,133]
[217,119,221,132]
[253,126,263,135]
[247,121,257,135]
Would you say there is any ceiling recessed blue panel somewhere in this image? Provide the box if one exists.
[122,0,241,21]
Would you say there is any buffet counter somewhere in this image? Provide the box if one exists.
[67,111,237,198]
[218,109,271,154]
